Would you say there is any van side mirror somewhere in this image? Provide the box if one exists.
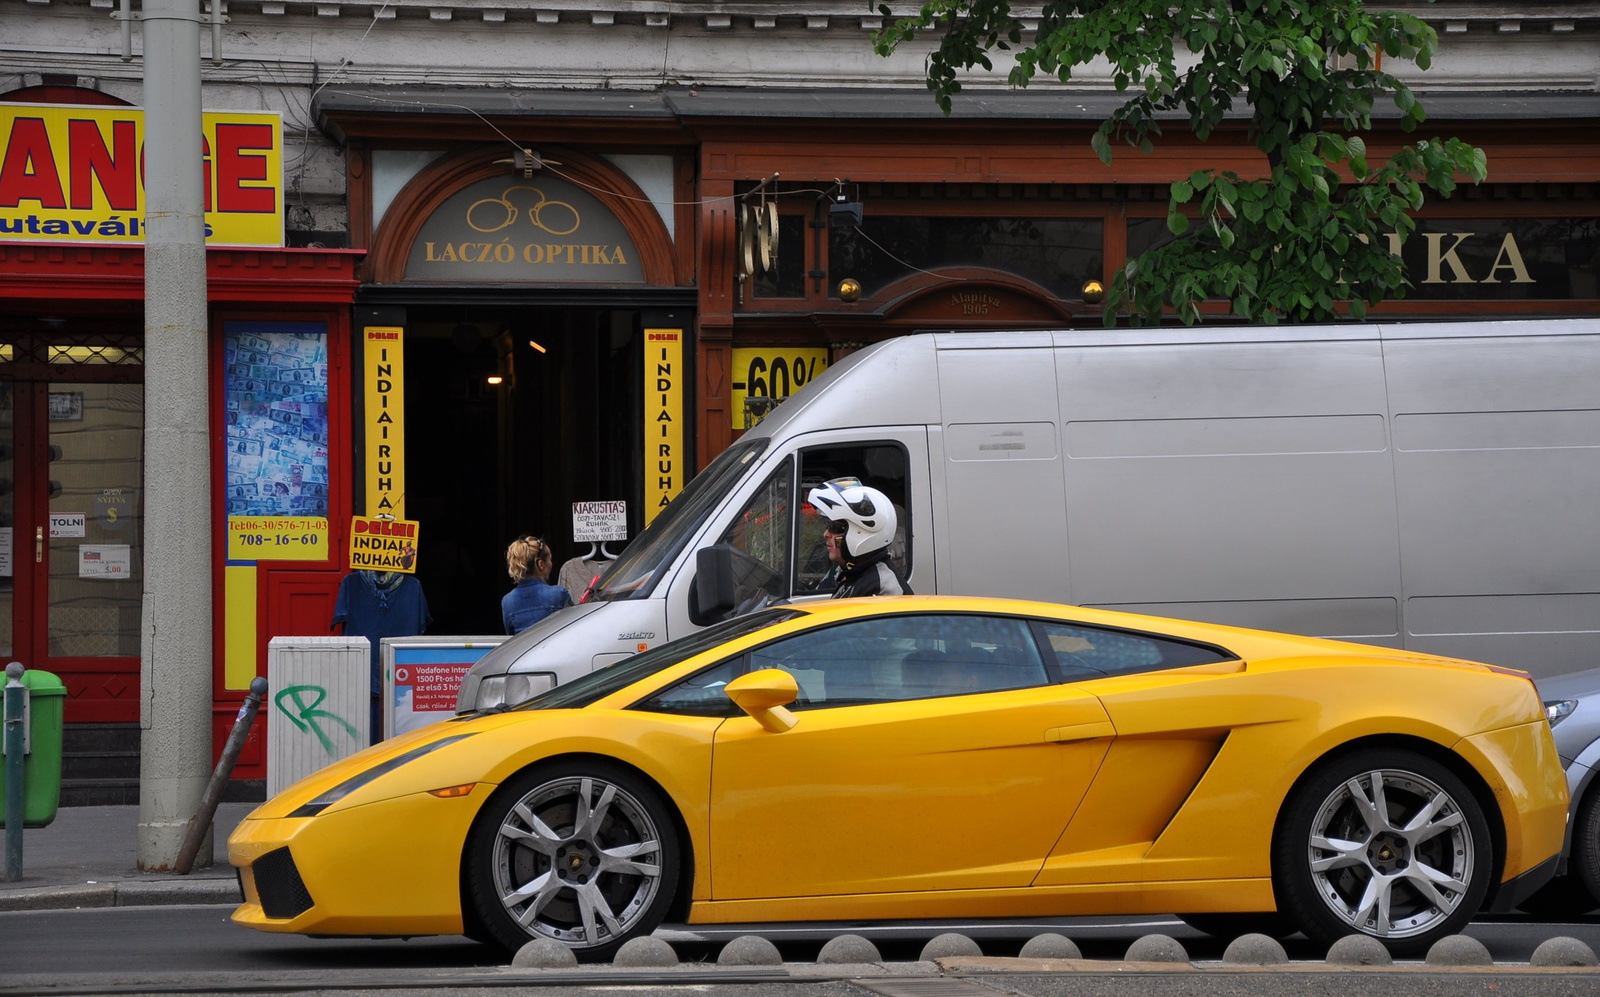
[693,546,737,623]
[724,668,799,732]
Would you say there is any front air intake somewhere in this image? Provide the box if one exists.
[252,846,314,919]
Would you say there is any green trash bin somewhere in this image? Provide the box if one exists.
[0,668,66,828]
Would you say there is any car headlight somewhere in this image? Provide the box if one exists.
[1544,699,1578,728]
[475,673,556,712]
[476,676,507,712]
[288,733,477,817]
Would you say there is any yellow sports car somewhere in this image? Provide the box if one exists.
[230,596,1567,958]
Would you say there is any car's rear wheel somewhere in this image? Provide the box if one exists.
[1275,748,1492,956]
[465,761,679,961]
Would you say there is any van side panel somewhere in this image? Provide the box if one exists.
[936,346,1071,600]
[1054,338,1403,642]
[1383,331,1600,677]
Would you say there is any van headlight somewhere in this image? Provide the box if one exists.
[476,673,557,712]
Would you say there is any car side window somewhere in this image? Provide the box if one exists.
[749,614,1049,710]
[1032,621,1234,682]
[796,443,911,594]
[633,655,747,717]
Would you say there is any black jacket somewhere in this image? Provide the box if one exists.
[831,554,912,598]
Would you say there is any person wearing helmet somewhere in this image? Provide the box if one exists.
[805,476,912,598]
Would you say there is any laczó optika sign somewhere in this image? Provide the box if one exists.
[0,103,283,247]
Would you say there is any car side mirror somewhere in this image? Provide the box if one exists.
[724,668,799,733]
[693,546,738,623]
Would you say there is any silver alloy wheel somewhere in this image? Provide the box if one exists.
[490,775,664,948]
[1306,768,1474,938]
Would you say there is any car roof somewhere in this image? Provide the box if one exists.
[784,595,1490,671]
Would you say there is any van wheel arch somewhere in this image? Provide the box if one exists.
[458,752,697,937]
[1271,734,1507,910]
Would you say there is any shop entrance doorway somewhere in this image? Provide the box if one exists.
[0,323,145,722]
[398,305,648,635]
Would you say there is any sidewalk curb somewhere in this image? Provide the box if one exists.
[0,879,241,912]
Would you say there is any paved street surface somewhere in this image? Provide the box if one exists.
[4,804,1598,995]
[2,904,1598,994]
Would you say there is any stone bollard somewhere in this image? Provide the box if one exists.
[1019,933,1082,960]
[613,936,679,967]
[1425,935,1493,967]
[1326,935,1393,966]
[1530,937,1600,967]
[920,932,982,961]
[818,934,882,964]
[512,937,578,969]
[717,934,783,966]
[1125,934,1189,963]
[1222,933,1288,965]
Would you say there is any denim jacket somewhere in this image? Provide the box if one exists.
[502,578,573,634]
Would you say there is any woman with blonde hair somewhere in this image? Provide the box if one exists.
[501,535,573,634]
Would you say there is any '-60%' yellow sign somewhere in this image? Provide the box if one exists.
[730,348,830,429]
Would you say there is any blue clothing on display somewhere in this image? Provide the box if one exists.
[503,577,573,634]
[331,571,432,743]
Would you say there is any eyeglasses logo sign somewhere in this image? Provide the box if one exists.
[466,185,580,236]
[408,177,644,283]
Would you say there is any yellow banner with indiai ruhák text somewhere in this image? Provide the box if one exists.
[0,104,283,247]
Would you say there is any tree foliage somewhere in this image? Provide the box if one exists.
[874,1,1488,324]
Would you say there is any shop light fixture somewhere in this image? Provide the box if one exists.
[486,375,504,385]
[527,339,547,353]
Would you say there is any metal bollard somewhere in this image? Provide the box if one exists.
[175,676,268,876]
[4,662,24,882]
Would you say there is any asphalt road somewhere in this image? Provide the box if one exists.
[2,905,1598,980]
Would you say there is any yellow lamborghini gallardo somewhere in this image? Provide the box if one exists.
[230,596,1567,958]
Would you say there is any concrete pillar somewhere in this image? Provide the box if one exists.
[138,0,214,871]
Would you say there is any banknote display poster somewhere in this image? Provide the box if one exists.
[224,321,330,561]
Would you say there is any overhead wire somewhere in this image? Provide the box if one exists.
[251,4,967,283]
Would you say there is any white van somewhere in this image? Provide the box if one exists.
[457,318,1600,713]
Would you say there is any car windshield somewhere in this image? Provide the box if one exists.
[589,438,771,602]
[511,607,804,712]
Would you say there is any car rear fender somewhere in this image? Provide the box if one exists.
[1270,733,1509,901]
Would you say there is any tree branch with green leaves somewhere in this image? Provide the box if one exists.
[874,1,1488,324]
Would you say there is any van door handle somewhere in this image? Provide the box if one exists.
[1045,720,1116,742]
[35,526,43,563]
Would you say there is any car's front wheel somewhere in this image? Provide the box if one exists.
[1275,748,1492,956]
[465,761,680,961]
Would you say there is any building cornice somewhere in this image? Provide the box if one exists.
[37,0,1600,33]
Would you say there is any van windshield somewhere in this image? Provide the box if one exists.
[590,438,771,602]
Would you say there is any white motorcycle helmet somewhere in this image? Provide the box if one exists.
[806,476,896,562]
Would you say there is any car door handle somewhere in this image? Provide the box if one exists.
[1045,721,1116,743]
